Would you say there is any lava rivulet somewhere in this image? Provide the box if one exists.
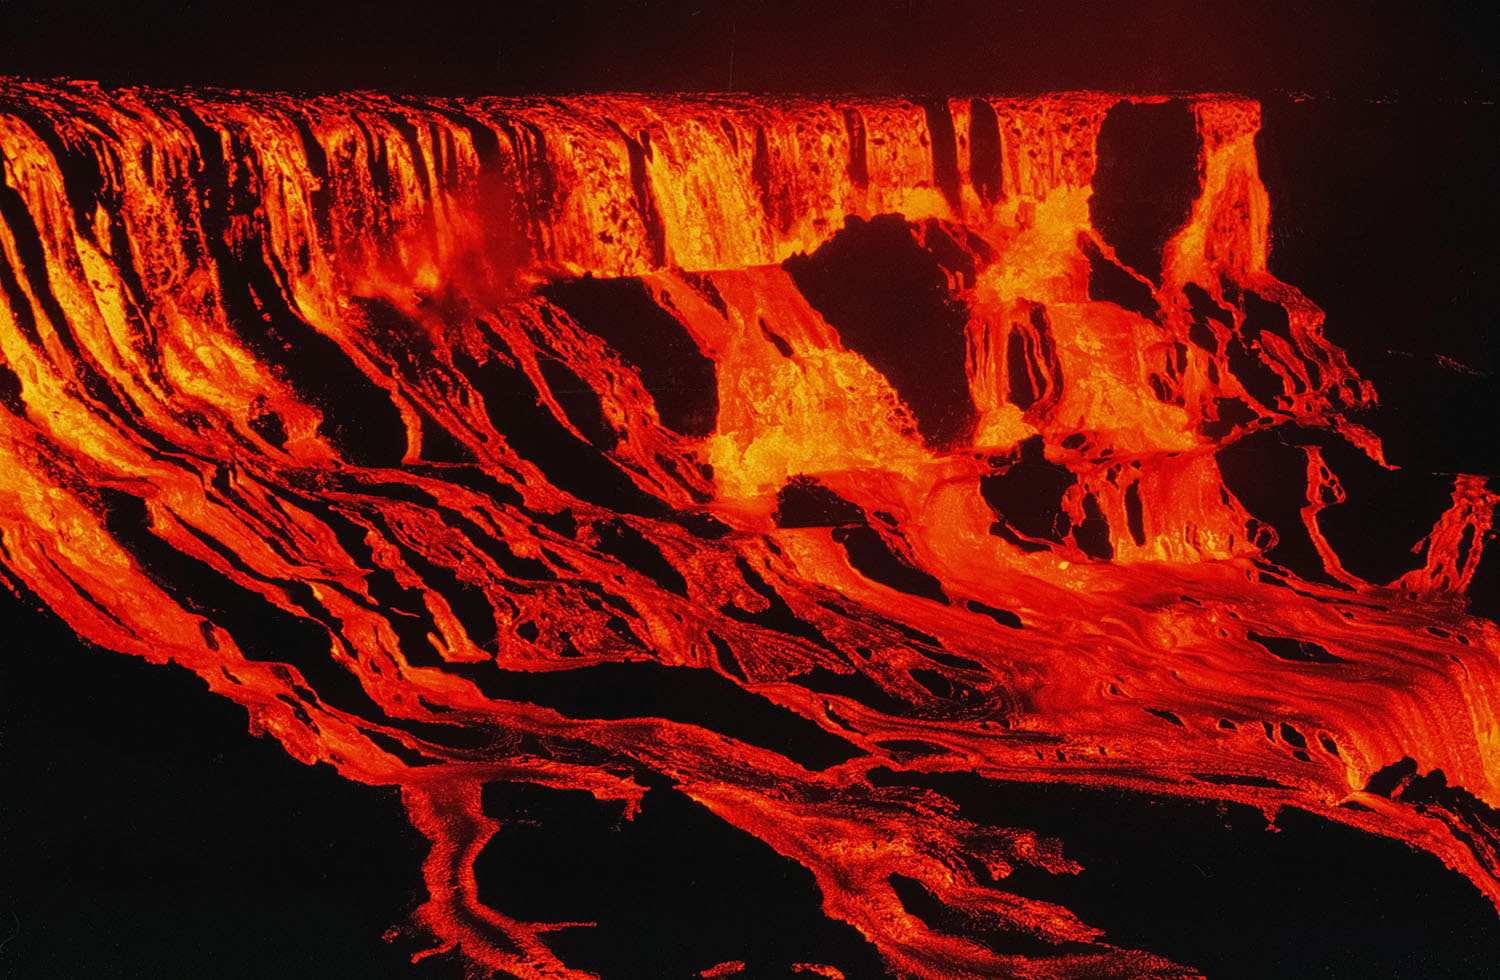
[0,79,1496,978]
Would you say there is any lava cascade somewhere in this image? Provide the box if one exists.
[0,79,1496,979]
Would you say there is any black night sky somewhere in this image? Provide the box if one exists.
[0,0,1492,99]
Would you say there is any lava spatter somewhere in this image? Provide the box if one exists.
[0,80,1496,978]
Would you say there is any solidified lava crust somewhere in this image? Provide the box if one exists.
[0,80,1496,979]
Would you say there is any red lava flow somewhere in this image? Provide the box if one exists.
[0,80,1496,978]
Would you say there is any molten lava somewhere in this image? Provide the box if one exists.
[0,79,1495,978]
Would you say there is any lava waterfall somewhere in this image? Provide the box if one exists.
[0,80,1496,979]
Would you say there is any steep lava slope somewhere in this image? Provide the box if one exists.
[0,80,1496,979]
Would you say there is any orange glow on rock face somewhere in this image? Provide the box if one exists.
[0,79,1496,977]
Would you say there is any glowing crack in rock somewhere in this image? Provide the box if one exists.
[0,79,1495,978]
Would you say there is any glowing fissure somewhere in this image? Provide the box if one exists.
[0,79,1495,978]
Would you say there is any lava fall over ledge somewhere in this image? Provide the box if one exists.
[0,80,1496,979]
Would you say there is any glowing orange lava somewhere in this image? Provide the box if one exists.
[0,80,1495,978]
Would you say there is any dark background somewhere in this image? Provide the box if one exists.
[2,2,1498,978]
[0,0,1493,98]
